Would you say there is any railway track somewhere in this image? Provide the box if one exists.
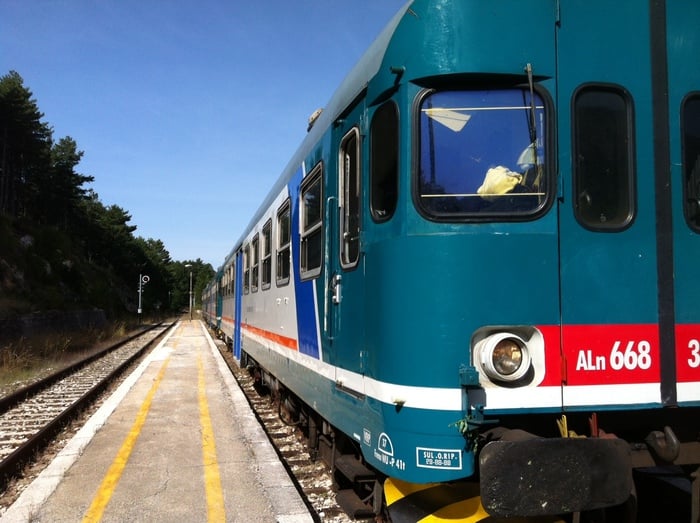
[0,322,172,494]
[215,341,355,523]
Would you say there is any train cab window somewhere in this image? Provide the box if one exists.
[276,200,291,286]
[243,244,250,294]
[573,86,635,230]
[371,101,399,222]
[251,234,259,293]
[300,164,323,279]
[682,94,700,231]
[417,88,548,219]
[340,129,360,268]
[262,220,272,290]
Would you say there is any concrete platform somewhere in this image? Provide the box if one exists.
[1,320,313,523]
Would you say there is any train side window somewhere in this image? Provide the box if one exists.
[262,220,272,290]
[276,200,291,286]
[300,164,323,280]
[251,234,259,293]
[682,94,700,231]
[243,244,250,294]
[371,101,399,222]
[340,129,361,268]
[224,266,228,296]
[573,85,635,231]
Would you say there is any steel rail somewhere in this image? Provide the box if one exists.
[0,323,163,415]
[0,322,173,493]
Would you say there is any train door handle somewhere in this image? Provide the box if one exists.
[331,274,343,305]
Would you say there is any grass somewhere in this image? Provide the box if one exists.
[0,321,130,392]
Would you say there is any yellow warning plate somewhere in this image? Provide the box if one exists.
[384,478,565,523]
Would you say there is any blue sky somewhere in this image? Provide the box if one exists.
[1,1,406,268]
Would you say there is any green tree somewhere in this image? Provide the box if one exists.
[1,70,214,319]
[43,136,94,228]
[171,259,214,311]
[75,197,139,271]
[139,238,172,267]
[0,71,52,218]
[133,237,174,312]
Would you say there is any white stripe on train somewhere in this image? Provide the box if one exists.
[241,329,664,411]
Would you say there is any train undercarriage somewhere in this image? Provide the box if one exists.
[240,350,700,523]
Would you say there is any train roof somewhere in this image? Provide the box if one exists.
[212,0,561,270]
[226,1,413,258]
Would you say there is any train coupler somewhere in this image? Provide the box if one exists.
[644,425,681,463]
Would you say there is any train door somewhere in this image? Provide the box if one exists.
[215,273,222,332]
[327,100,367,385]
[556,1,664,408]
[667,1,700,405]
[233,249,243,360]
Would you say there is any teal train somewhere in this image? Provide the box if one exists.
[202,1,700,521]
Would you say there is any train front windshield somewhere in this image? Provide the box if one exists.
[417,89,548,219]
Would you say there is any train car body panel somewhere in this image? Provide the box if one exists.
[327,104,368,381]
[667,0,700,405]
[215,274,223,332]
[370,0,557,101]
[205,0,700,518]
[289,166,323,360]
[233,248,243,359]
[201,271,220,330]
[219,251,235,346]
[556,1,662,409]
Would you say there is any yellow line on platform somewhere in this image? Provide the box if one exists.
[198,350,226,522]
[82,353,172,523]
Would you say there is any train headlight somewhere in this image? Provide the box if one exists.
[476,332,531,383]
[492,338,523,375]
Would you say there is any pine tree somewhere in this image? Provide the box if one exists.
[0,71,52,218]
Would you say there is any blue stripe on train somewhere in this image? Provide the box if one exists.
[289,166,320,359]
